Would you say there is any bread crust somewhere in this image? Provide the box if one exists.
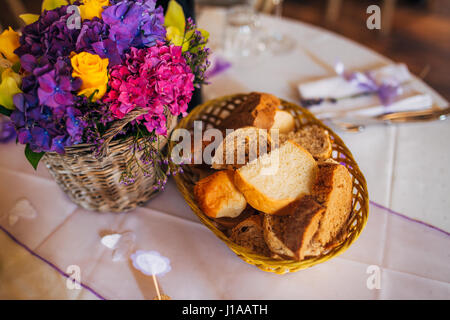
[218,92,279,130]
[271,110,295,134]
[213,205,256,229]
[280,125,332,160]
[263,196,325,260]
[312,162,353,246]
[194,170,247,219]
[229,214,272,256]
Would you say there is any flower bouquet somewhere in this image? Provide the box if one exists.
[0,0,210,212]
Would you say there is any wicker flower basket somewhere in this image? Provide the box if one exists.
[43,109,177,213]
[169,93,369,273]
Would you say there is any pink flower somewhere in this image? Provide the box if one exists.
[103,42,194,134]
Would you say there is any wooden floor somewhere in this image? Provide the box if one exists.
[283,0,450,101]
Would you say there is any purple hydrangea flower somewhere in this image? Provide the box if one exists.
[0,117,16,143]
[102,0,166,54]
[37,59,82,108]
[65,106,84,141]
[76,17,108,52]
[15,5,79,63]
[91,39,122,66]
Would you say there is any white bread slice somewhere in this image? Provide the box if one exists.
[211,127,273,170]
[194,170,247,219]
[271,110,295,134]
[234,140,318,214]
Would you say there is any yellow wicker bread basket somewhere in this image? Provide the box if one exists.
[169,93,369,273]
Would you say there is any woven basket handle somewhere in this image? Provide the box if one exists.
[98,107,148,158]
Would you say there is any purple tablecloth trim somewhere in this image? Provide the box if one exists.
[0,224,107,300]
[370,200,450,237]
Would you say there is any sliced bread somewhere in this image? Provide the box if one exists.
[211,127,273,170]
[263,196,325,260]
[270,110,295,134]
[280,125,332,160]
[229,214,272,256]
[194,170,247,219]
[218,92,280,130]
[213,205,256,229]
[234,140,318,214]
[312,162,353,246]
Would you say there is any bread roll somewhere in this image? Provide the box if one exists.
[271,110,295,134]
[194,170,247,219]
[218,92,280,130]
[234,140,318,214]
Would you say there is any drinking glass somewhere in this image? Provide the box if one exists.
[223,4,266,62]
[259,0,295,55]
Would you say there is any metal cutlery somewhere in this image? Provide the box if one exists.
[328,107,450,132]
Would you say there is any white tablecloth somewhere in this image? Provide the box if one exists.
[0,8,449,299]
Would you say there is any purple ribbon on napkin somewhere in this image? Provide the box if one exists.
[335,62,403,106]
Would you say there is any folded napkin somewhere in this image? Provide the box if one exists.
[308,84,433,120]
[297,63,434,119]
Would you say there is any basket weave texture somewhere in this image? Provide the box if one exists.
[43,112,176,213]
[169,93,369,273]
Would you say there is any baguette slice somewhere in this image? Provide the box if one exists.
[211,127,273,170]
[234,140,318,214]
[280,125,332,160]
[312,162,353,246]
[194,170,247,219]
[218,92,279,130]
[229,214,272,256]
[263,196,325,260]
[271,110,295,134]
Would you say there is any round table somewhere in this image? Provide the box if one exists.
[0,8,449,299]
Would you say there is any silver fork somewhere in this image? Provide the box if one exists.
[329,107,450,132]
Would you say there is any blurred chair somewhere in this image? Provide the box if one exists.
[254,0,277,14]
[196,0,280,14]
[4,0,27,27]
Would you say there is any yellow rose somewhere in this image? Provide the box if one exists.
[0,27,20,63]
[0,68,22,110]
[71,52,109,101]
[79,0,110,20]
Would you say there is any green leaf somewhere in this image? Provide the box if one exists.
[0,104,12,116]
[12,61,21,73]
[87,89,99,102]
[25,144,44,170]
